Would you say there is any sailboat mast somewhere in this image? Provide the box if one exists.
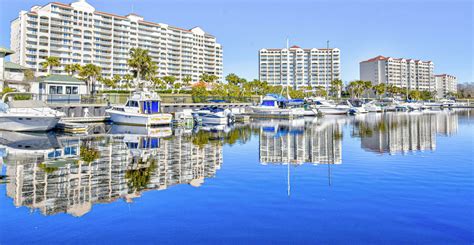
[286,38,290,99]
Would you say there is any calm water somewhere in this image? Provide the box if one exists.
[0,110,473,244]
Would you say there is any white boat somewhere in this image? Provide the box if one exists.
[310,98,350,115]
[347,100,368,114]
[192,106,234,125]
[0,93,64,132]
[250,94,305,118]
[363,101,383,112]
[106,91,172,126]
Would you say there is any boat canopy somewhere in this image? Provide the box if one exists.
[263,94,289,103]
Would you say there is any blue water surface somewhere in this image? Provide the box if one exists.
[0,110,473,244]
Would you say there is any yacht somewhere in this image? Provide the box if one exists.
[250,94,306,118]
[363,101,383,112]
[347,100,368,114]
[106,91,172,126]
[192,106,235,125]
[0,93,64,132]
[309,98,351,115]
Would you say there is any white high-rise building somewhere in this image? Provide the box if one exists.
[435,74,457,98]
[360,55,435,91]
[259,45,340,89]
[10,0,223,83]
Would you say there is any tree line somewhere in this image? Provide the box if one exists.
[12,48,450,101]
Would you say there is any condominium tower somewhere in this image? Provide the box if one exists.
[10,0,223,83]
[435,74,457,98]
[259,45,340,89]
[360,55,435,91]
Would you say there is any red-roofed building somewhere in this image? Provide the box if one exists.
[360,55,435,91]
[10,0,223,85]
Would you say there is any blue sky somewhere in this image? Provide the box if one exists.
[0,0,472,83]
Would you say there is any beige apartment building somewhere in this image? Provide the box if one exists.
[10,0,223,84]
[435,74,457,98]
[259,45,340,89]
[360,55,435,91]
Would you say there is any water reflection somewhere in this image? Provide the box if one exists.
[255,117,345,165]
[0,109,467,217]
[0,126,227,217]
[352,111,459,154]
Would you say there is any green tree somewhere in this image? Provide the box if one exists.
[373,83,386,99]
[182,75,192,89]
[122,74,135,89]
[40,56,61,75]
[163,76,177,93]
[23,69,35,81]
[225,73,246,86]
[315,86,328,97]
[200,73,219,84]
[79,64,102,94]
[127,47,157,85]
[64,63,82,76]
[330,79,343,98]
[99,77,117,89]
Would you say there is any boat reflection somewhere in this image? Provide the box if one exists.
[0,125,230,217]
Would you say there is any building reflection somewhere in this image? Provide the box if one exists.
[0,125,225,217]
[353,111,459,154]
[256,117,346,165]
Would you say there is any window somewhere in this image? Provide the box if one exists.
[49,86,63,94]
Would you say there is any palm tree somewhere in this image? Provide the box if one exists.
[330,79,343,98]
[64,63,82,76]
[41,56,61,75]
[79,64,102,94]
[123,74,135,89]
[163,76,177,93]
[373,83,386,99]
[127,47,157,86]
[182,75,192,89]
[199,73,219,84]
[362,81,373,98]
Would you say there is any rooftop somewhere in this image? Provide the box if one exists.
[5,61,28,70]
[361,55,432,63]
[39,74,85,84]
[0,47,14,56]
[24,1,212,36]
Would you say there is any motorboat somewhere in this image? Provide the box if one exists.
[347,100,368,114]
[0,93,64,132]
[363,101,383,112]
[192,106,235,125]
[309,98,350,115]
[106,91,172,126]
[250,94,306,118]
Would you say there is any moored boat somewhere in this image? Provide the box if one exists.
[0,93,64,132]
[192,106,235,125]
[106,91,172,126]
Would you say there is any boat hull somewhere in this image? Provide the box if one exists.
[0,115,60,132]
[107,110,172,126]
[317,107,349,115]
